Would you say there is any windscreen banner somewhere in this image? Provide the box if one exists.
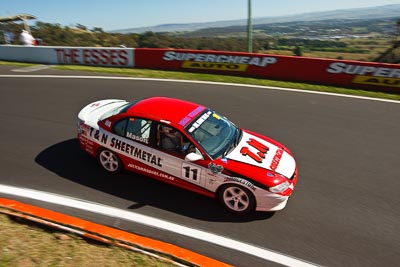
[134,48,400,93]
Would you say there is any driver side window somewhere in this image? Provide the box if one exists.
[157,123,195,156]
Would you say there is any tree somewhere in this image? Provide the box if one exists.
[92,27,104,33]
[293,45,302,56]
[75,24,87,31]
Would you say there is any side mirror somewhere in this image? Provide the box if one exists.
[185,152,204,162]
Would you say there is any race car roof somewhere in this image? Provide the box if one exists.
[125,97,206,127]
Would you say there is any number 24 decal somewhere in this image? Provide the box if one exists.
[182,163,201,183]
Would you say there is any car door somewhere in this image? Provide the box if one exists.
[151,122,210,191]
[107,117,164,169]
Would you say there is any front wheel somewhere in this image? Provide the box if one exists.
[98,149,122,173]
[218,184,255,214]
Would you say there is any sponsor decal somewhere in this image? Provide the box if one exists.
[126,131,149,144]
[54,48,129,66]
[270,148,283,171]
[128,163,174,181]
[208,162,224,174]
[227,131,295,177]
[79,135,95,154]
[207,178,217,185]
[188,110,212,133]
[89,127,162,167]
[163,51,277,72]
[182,61,248,71]
[240,138,270,163]
[352,75,400,88]
[179,105,205,126]
[326,62,400,88]
[79,124,90,135]
[224,177,256,191]
[91,102,100,107]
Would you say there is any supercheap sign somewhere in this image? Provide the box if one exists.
[133,48,400,93]
[327,62,400,88]
[163,51,278,71]
[134,48,279,76]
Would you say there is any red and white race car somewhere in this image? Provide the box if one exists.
[77,97,298,214]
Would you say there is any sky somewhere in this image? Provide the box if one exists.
[2,0,400,31]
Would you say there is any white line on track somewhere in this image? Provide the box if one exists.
[0,184,321,267]
[11,65,52,72]
[0,74,399,104]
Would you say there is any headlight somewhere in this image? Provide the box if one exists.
[269,181,290,193]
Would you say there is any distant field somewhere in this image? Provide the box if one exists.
[261,37,395,61]
[266,50,383,61]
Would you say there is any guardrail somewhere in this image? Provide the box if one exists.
[1,45,399,93]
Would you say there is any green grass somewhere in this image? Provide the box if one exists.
[1,60,400,101]
[55,65,400,101]
[0,61,36,67]
[0,214,177,267]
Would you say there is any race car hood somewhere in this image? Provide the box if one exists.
[225,130,296,179]
[78,99,127,128]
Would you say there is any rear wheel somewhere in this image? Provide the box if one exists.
[218,184,255,214]
[98,149,122,173]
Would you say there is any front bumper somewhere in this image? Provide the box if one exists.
[256,166,297,211]
[255,193,289,211]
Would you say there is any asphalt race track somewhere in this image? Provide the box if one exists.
[1,65,399,266]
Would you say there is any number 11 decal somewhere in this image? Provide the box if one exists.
[182,163,201,183]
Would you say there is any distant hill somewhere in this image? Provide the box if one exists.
[110,4,400,34]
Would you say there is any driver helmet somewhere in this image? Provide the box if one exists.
[160,125,180,138]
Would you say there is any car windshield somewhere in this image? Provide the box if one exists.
[186,109,240,159]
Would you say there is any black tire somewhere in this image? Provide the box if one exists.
[97,148,122,173]
[218,184,256,214]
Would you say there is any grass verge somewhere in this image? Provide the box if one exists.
[0,214,176,267]
[1,61,399,101]
[55,65,400,101]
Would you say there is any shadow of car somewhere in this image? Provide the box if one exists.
[35,138,274,222]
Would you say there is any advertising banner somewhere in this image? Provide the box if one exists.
[1,45,400,92]
[134,48,400,93]
[0,45,134,67]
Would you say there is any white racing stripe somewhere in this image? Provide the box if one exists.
[0,184,321,267]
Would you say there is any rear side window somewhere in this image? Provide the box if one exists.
[113,119,127,136]
[126,118,152,144]
[113,117,152,144]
